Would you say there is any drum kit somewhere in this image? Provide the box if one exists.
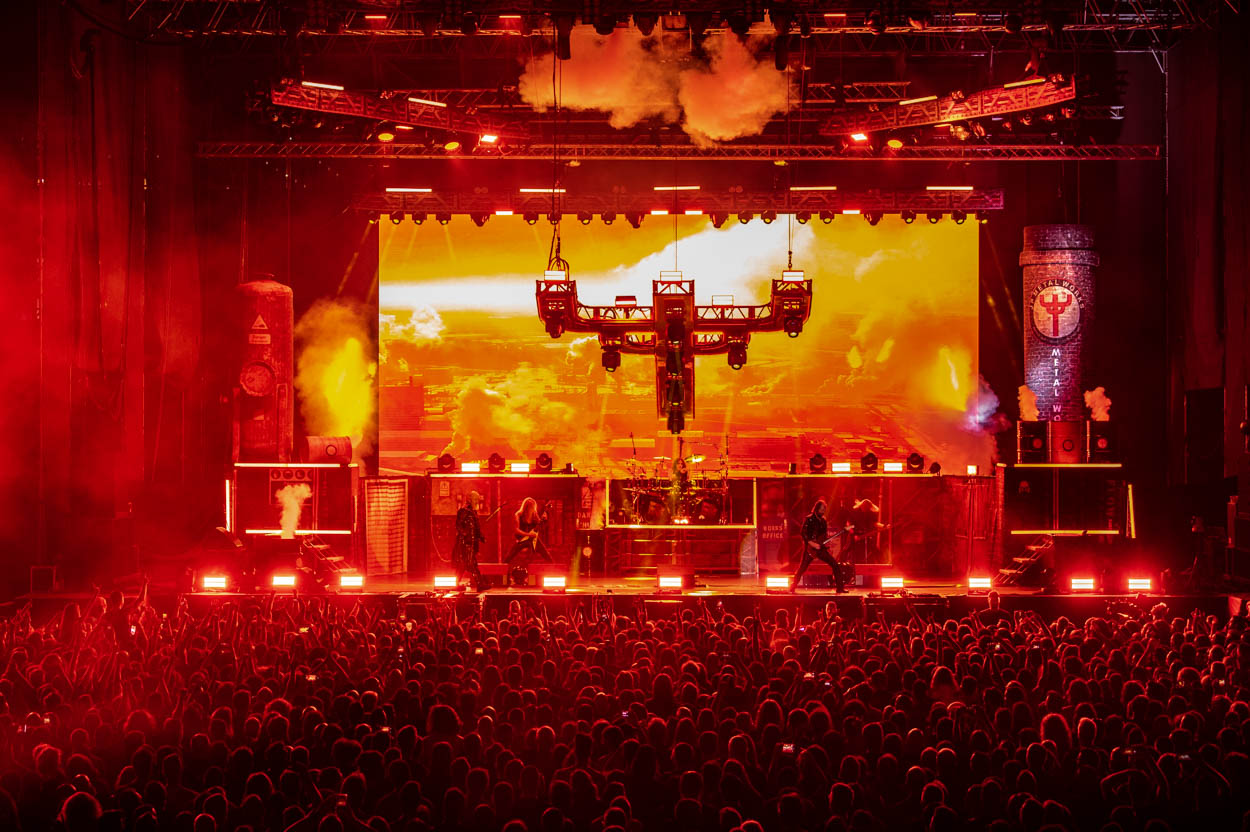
[617,436,731,526]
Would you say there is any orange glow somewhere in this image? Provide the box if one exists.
[1070,577,1095,591]
[444,140,461,151]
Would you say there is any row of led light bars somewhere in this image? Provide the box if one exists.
[419,574,1156,593]
[200,573,365,591]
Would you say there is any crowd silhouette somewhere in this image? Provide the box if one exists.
[1,587,1247,832]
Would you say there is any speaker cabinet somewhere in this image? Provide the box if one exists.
[1087,422,1117,463]
[1048,421,1084,464]
[1017,422,1048,463]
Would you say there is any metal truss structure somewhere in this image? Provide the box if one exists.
[270,84,527,139]
[536,274,813,428]
[123,0,1214,55]
[358,188,1005,216]
[820,76,1078,136]
[197,140,1162,161]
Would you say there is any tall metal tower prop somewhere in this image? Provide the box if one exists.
[537,270,814,434]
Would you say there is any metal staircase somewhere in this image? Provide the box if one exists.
[996,535,1054,587]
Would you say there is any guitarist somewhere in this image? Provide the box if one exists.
[504,498,554,567]
[792,499,846,593]
[454,491,488,591]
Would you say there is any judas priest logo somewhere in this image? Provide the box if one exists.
[1029,279,1084,343]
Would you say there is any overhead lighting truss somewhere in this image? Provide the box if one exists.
[197,141,1162,162]
[271,83,527,141]
[820,76,1078,137]
[356,187,1006,215]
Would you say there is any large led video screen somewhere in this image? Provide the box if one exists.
[379,216,987,476]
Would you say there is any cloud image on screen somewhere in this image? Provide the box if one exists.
[379,216,990,476]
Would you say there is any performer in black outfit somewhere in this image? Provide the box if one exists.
[792,499,846,592]
[454,491,486,590]
[504,498,553,565]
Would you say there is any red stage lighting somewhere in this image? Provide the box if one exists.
[1070,577,1095,592]
[1127,577,1153,592]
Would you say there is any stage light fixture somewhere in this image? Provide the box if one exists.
[1128,577,1153,592]
[376,124,396,143]
[479,133,499,145]
[881,575,905,590]
[860,452,878,472]
[765,575,791,593]
[968,576,992,591]
[488,453,506,473]
[1004,12,1023,33]
[389,211,404,225]
[906,452,925,473]
[542,574,567,593]
[864,211,882,226]
[1070,577,1095,592]
[761,210,777,224]
[809,453,827,474]
[866,8,886,33]
[976,211,990,224]
[437,453,456,472]
[340,574,364,588]
[411,212,426,225]
[883,461,904,473]
[601,347,621,372]
[952,210,968,225]
[929,462,942,474]
[626,212,643,229]
[594,14,616,35]
[908,10,931,29]
[658,574,683,593]
[966,464,978,476]
[436,213,452,225]
[460,462,481,473]
[819,211,835,224]
[443,140,461,152]
[535,452,554,473]
[711,212,728,228]
[927,212,942,224]
[509,462,530,474]
[850,132,869,143]
[577,211,593,225]
[738,212,754,224]
[782,316,804,338]
[523,212,539,225]
[886,138,905,150]
[272,574,296,588]
[727,343,748,370]
[547,212,562,225]
[901,210,916,224]
[460,11,479,35]
[602,212,616,225]
[795,211,811,224]
[727,10,751,36]
[202,575,228,591]
[470,213,489,227]
[433,575,459,589]
[634,13,658,35]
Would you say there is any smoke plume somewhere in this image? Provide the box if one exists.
[1084,387,1112,421]
[276,483,311,539]
[519,27,791,144]
[295,300,378,456]
[1018,385,1040,421]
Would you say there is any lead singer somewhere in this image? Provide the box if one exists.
[792,499,846,593]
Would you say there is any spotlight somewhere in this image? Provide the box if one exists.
[865,8,886,34]
[929,462,942,474]
[907,10,931,29]
[433,575,459,589]
[577,211,593,225]
[901,210,916,224]
[906,452,925,473]
[272,574,296,588]
[1127,577,1153,592]
[461,462,481,473]
[436,213,452,225]
[765,575,791,593]
[602,212,616,225]
[523,212,539,225]
[968,576,992,591]
[727,343,748,370]
[437,453,456,472]
[470,213,489,227]
[601,347,621,372]
[850,132,870,143]
[594,15,616,35]
[376,124,396,143]
[1070,577,1095,592]
[411,212,426,225]
[488,453,506,473]
[443,140,461,152]
[795,211,811,224]
[809,453,827,474]
[547,212,562,225]
[459,11,478,35]
[634,13,658,35]
[881,576,904,590]
[926,212,942,224]
[886,138,905,150]
[883,461,904,473]
[202,575,228,591]
[340,574,364,589]
[542,574,567,592]
[657,574,683,593]
[535,452,554,473]
[966,464,979,476]
[554,13,574,59]
[975,211,990,224]
[545,318,564,338]
[389,211,404,225]
[710,212,729,228]
[864,211,882,226]
[626,212,643,229]
[819,211,835,224]
[761,210,777,224]
[1004,12,1023,33]
[952,210,967,225]
[727,11,751,36]
[738,212,754,224]
[860,452,878,473]
[782,316,803,338]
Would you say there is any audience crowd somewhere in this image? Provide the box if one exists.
[1,587,1248,832]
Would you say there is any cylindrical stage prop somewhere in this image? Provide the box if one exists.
[1019,225,1098,423]
[236,279,295,462]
